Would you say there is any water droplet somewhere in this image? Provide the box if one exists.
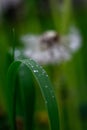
[12,28,15,35]
[34,70,38,73]
[36,64,39,67]
[52,95,55,98]
[45,85,48,88]
[45,100,47,104]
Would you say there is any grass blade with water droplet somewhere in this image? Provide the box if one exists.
[6,58,60,130]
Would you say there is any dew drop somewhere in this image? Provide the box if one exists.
[31,65,34,68]
[34,70,38,73]
[45,85,48,88]
[52,95,55,98]
[45,100,47,104]
[36,64,39,67]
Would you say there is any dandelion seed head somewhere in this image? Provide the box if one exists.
[19,26,82,65]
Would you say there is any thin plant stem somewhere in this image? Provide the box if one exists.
[12,28,15,61]
[13,82,17,130]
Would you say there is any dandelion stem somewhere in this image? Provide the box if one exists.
[12,28,15,61]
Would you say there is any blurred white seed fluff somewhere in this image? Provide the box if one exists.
[19,26,81,65]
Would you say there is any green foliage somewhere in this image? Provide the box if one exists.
[6,59,60,130]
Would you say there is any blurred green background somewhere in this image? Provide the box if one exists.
[0,0,87,130]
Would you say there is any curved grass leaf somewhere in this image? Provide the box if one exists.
[6,58,60,130]
[18,65,35,130]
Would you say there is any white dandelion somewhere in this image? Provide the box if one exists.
[15,26,82,65]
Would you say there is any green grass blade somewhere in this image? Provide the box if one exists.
[18,65,35,130]
[6,58,60,130]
